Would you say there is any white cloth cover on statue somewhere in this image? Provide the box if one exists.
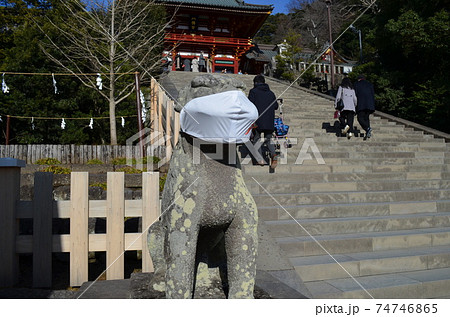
[180,90,258,143]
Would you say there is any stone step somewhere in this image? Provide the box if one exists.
[281,104,332,109]
[253,189,450,207]
[287,115,399,122]
[289,127,426,136]
[275,227,450,257]
[285,114,394,120]
[243,164,449,174]
[285,113,383,119]
[272,137,445,147]
[290,135,438,144]
[268,146,446,161]
[295,121,441,134]
[288,121,416,129]
[314,146,447,154]
[258,200,450,221]
[288,118,400,124]
[291,245,450,283]
[317,151,445,158]
[271,151,446,160]
[245,171,450,184]
[285,135,442,143]
[298,121,439,130]
[289,144,447,152]
[163,72,450,299]
[305,267,450,298]
[289,116,404,123]
[263,156,446,166]
[265,212,450,238]
[288,127,424,135]
[241,160,448,174]
[286,132,420,140]
[320,148,447,155]
[247,179,450,195]
[286,136,438,144]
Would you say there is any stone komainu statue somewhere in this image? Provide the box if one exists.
[147,74,259,299]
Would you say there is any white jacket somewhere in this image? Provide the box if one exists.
[335,86,357,112]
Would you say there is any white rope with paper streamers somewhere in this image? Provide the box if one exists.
[140,90,147,123]
[1,114,136,121]
[96,73,102,90]
[0,70,140,131]
[2,73,10,94]
[52,73,58,94]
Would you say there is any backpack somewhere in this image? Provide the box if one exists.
[274,117,289,136]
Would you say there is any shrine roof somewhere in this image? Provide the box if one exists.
[156,0,273,12]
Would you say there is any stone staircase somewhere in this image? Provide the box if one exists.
[159,71,450,299]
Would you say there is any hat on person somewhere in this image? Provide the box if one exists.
[357,74,366,80]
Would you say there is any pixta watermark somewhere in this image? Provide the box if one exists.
[126,128,172,170]
[191,137,325,166]
[126,131,326,169]
[126,128,326,170]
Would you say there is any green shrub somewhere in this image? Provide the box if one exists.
[90,182,107,190]
[42,165,71,174]
[111,156,161,165]
[111,157,128,165]
[35,158,61,165]
[116,166,143,174]
[86,159,104,165]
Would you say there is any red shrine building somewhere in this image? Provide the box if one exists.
[156,0,273,74]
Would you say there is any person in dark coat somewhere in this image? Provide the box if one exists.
[199,52,206,72]
[183,58,191,72]
[354,74,375,140]
[248,74,279,168]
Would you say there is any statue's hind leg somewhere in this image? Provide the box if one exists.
[147,221,167,293]
[147,221,166,274]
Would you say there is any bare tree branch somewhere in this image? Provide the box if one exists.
[36,0,171,144]
[289,0,375,51]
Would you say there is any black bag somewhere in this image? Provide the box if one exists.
[336,88,344,111]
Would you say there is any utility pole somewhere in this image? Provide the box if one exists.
[326,0,335,90]
[350,24,363,63]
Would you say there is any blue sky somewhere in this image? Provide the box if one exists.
[250,0,290,14]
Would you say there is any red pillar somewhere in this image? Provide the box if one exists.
[171,51,177,71]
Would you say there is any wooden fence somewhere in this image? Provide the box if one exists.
[0,144,144,164]
[0,159,161,288]
[150,77,180,161]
